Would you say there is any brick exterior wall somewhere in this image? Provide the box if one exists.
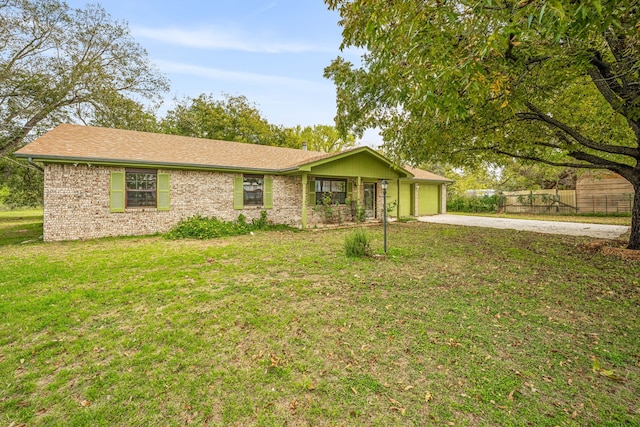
[43,164,306,241]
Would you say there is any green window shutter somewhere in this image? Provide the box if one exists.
[264,177,273,209]
[110,171,125,212]
[308,179,316,206]
[233,176,244,210]
[347,181,353,203]
[157,173,170,211]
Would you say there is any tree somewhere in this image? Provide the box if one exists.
[291,124,356,152]
[85,92,160,133]
[0,0,169,156]
[324,1,640,248]
[161,93,297,147]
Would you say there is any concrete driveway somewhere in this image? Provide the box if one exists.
[417,214,629,239]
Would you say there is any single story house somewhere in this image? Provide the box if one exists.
[14,124,452,241]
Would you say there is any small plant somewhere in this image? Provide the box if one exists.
[312,193,335,224]
[251,210,269,229]
[354,204,367,223]
[344,228,372,257]
[386,200,398,215]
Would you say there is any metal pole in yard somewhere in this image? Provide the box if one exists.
[381,180,388,253]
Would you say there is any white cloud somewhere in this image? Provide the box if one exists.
[154,60,328,91]
[133,26,334,54]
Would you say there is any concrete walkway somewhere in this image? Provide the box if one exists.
[417,214,629,239]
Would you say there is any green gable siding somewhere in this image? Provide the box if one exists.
[399,183,413,217]
[418,184,440,215]
[386,180,399,217]
[309,152,402,179]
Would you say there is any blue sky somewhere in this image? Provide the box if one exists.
[65,0,380,146]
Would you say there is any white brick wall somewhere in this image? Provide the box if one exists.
[43,164,306,241]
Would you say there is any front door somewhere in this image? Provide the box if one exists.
[364,183,377,218]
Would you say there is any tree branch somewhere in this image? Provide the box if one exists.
[518,101,640,158]
[491,148,603,169]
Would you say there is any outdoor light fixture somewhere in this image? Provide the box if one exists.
[381,179,388,253]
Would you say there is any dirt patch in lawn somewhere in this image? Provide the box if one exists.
[579,239,640,260]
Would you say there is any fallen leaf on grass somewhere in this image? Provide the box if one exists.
[80,400,90,407]
[592,357,625,382]
[425,392,433,402]
[351,387,358,395]
[404,385,414,391]
[390,406,406,416]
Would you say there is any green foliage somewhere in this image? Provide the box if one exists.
[354,204,367,223]
[312,193,336,224]
[447,194,501,213]
[161,93,298,147]
[344,227,371,257]
[385,200,397,215]
[291,124,356,152]
[0,0,169,157]
[0,158,43,208]
[88,92,160,133]
[325,0,640,247]
[165,212,295,240]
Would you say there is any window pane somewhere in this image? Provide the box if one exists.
[331,181,345,192]
[125,171,157,207]
[244,175,263,205]
[127,190,157,207]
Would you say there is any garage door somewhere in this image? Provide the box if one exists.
[418,184,440,215]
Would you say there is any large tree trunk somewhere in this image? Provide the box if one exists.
[629,184,640,250]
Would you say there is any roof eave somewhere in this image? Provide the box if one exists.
[14,153,287,174]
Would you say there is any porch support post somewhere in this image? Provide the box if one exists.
[395,178,400,218]
[301,173,308,229]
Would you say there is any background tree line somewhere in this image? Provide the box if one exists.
[0,0,355,208]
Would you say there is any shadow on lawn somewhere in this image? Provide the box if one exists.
[0,212,43,245]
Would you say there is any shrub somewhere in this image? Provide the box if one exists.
[165,212,295,240]
[447,194,500,213]
[354,204,367,223]
[344,228,372,257]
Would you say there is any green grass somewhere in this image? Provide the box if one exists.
[1,211,639,425]
[0,209,43,244]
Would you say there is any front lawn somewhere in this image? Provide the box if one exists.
[1,214,638,425]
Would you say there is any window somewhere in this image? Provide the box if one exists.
[315,178,347,204]
[110,170,169,212]
[243,175,264,206]
[234,175,272,210]
[126,169,157,207]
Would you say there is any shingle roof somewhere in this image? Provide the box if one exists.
[14,124,331,171]
[14,124,451,182]
[403,165,453,183]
